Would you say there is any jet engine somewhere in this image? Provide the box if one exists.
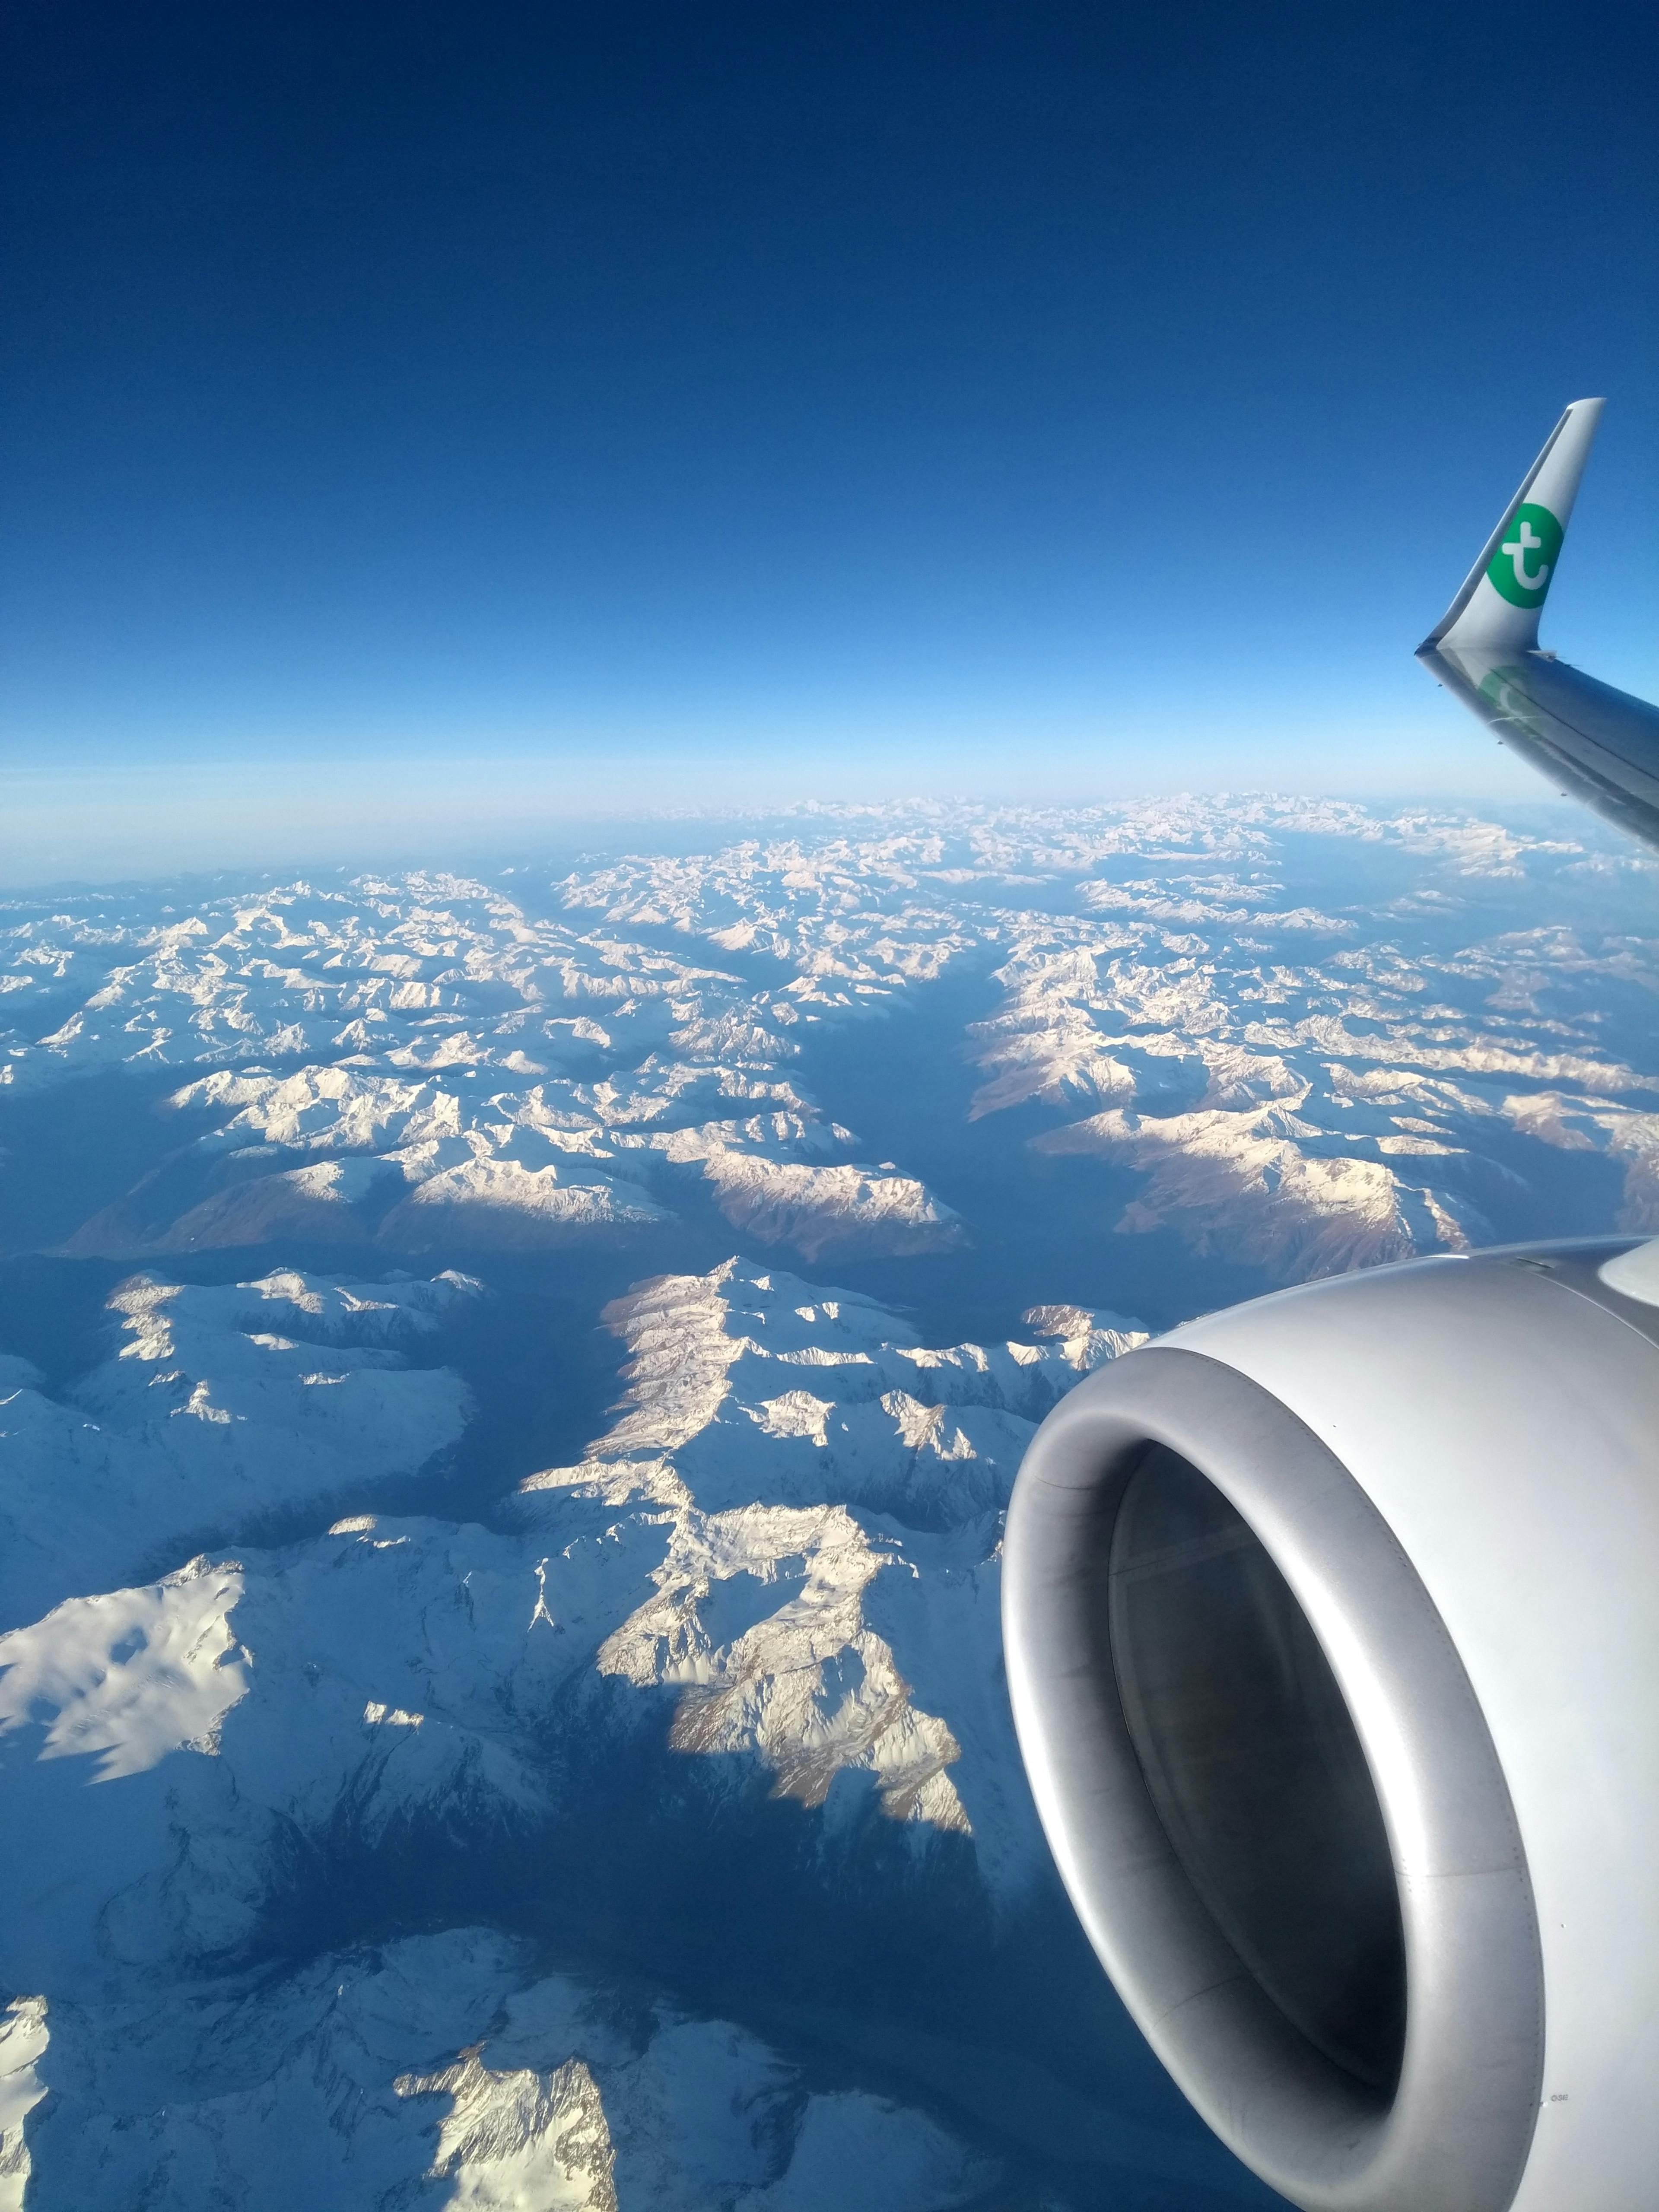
[1003,1239,1659,2212]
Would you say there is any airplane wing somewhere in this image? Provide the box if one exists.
[1417,397,1659,850]
[1001,398,1659,2212]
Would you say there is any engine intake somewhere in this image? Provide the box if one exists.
[1003,1242,1659,2212]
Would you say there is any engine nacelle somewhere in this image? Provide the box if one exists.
[1003,1239,1659,2212]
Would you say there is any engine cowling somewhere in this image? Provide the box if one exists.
[1003,1239,1659,2212]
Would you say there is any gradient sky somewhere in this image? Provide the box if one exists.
[4,0,1658,877]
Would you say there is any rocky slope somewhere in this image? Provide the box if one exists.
[1,1255,1234,2207]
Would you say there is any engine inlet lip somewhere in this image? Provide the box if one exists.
[1003,1343,1544,2212]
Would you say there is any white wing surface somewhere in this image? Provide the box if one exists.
[1417,398,1659,850]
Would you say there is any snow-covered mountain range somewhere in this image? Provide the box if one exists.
[3,798,1656,2207]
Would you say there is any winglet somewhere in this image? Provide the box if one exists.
[1421,398,1605,653]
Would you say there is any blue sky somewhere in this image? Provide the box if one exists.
[3,0,1657,876]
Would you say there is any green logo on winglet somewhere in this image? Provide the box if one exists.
[1487,501,1563,609]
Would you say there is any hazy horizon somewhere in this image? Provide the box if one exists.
[4,728,1595,887]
